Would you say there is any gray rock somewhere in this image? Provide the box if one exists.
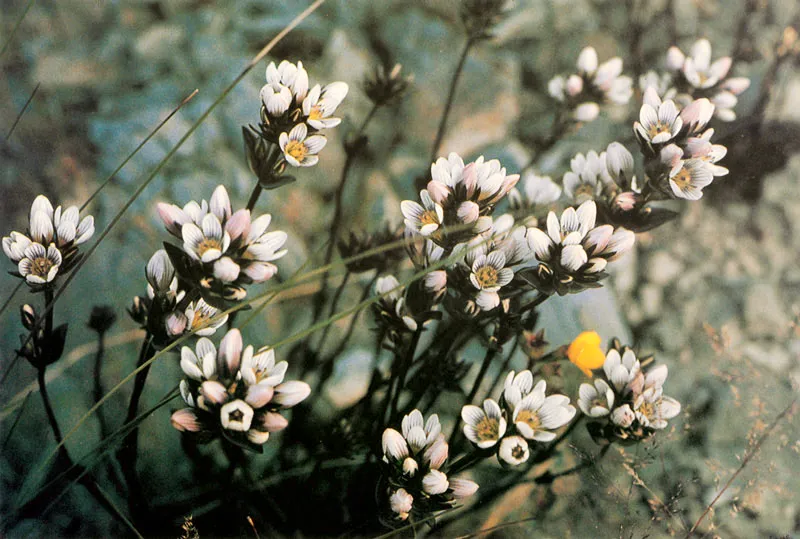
[647,251,683,286]
[744,283,789,338]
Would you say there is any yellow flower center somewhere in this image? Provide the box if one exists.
[308,105,323,121]
[646,122,671,139]
[575,183,595,198]
[31,256,54,277]
[285,140,308,162]
[515,409,540,430]
[474,266,499,288]
[671,168,692,190]
[639,401,654,419]
[420,210,439,226]
[197,238,222,256]
[191,308,211,329]
[475,417,499,442]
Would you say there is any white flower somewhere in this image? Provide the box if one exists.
[267,60,310,102]
[427,154,519,210]
[678,97,715,135]
[501,369,534,411]
[512,379,576,442]
[634,87,683,146]
[382,428,410,461]
[498,435,530,466]
[526,200,635,275]
[578,379,615,417]
[273,380,311,408]
[241,346,287,388]
[422,469,449,495]
[676,39,733,90]
[374,275,418,332]
[508,172,562,211]
[603,348,641,392]
[633,367,681,431]
[180,337,218,382]
[611,404,635,427]
[573,102,600,122]
[661,146,714,200]
[220,399,254,432]
[401,190,444,237]
[563,150,613,202]
[302,82,349,130]
[461,399,507,449]
[260,81,292,116]
[579,47,633,105]
[182,213,231,263]
[17,243,61,284]
[684,129,728,177]
[401,410,442,454]
[279,123,327,167]
[638,70,675,98]
[449,478,479,499]
[467,250,514,311]
[389,488,414,520]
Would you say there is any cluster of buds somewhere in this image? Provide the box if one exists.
[171,329,310,450]
[381,410,478,523]
[2,195,94,288]
[363,63,413,107]
[129,250,228,346]
[634,88,728,201]
[548,46,633,122]
[579,340,681,443]
[156,185,287,303]
[371,275,437,343]
[522,200,634,296]
[254,60,348,170]
[460,369,576,467]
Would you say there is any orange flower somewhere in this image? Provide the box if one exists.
[566,331,605,377]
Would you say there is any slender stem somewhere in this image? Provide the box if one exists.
[537,444,611,482]
[44,288,54,336]
[389,328,423,423]
[313,271,351,355]
[92,330,110,440]
[429,37,475,164]
[312,103,380,324]
[118,333,155,516]
[6,81,39,141]
[246,184,263,211]
[38,368,68,462]
[446,451,486,476]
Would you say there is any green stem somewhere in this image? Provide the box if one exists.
[448,345,498,449]
[429,37,475,164]
[313,271,351,356]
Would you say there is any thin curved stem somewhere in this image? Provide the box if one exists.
[429,37,475,164]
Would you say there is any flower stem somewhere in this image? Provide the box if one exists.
[311,103,380,324]
[246,184,264,212]
[429,37,475,165]
[312,271,351,355]
[118,332,155,516]
[92,329,110,440]
[388,328,423,423]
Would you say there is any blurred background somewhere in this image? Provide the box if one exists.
[1,0,798,536]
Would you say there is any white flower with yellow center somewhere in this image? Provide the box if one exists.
[302,82,349,130]
[401,190,444,237]
[563,150,614,203]
[660,145,714,201]
[461,398,507,449]
[183,298,228,337]
[508,172,562,213]
[669,39,732,90]
[501,369,534,411]
[467,250,514,311]
[632,366,681,431]
[634,87,683,146]
[684,129,729,177]
[279,123,327,167]
[17,243,62,284]
[512,379,576,442]
[602,348,640,392]
[182,212,231,263]
[578,379,615,417]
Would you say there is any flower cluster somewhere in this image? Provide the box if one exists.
[508,172,562,227]
[580,340,681,443]
[256,60,348,169]
[634,88,728,200]
[2,195,94,288]
[664,38,751,121]
[171,329,310,449]
[461,370,576,467]
[524,200,634,295]
[402,153,518,250]
[381,410,478,522]
[129,250,228,345]
[157,185,287,302]
[548,46,633,122]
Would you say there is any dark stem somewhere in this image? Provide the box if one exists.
[446,450,487,476]
[246,184,263,212]
[429,37,475,164]
[44,287,54,336]
[118,333,155,516]
[92,330,110,440]
[38,367,69,463]
[388,328,423,423]
[487,338,520,397]
[312,271,351,356]
[312,103,380,324]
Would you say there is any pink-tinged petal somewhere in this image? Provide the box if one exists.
[171,409,202,432]
[219,329,243,375]
[261,411,290,432]
[665,46,685,70]
[200,380,229,405]
[245,384,275,408]
[273,381,311,408]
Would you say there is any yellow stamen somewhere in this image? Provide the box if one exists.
[420,210,439,226]
[285,140,308,162]
[474,266,499,288]
[671,168,692,190]
[197,238,222,257]
[475,417,499,441]
[515,409,540,430]
[31,256,54,277]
